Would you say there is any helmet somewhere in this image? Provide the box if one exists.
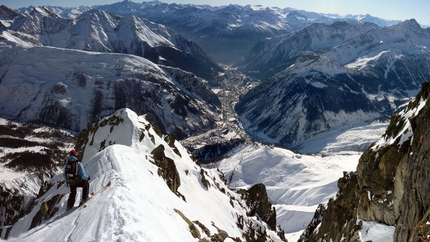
[69,149,77,156]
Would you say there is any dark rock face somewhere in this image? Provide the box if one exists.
[392,84,430,241]
[301,82,430,241]
[190,139,245,162]
[244,183,277,231]
[151,144,181,194]
[39,102,74,130]
[0,183,32,239]
[303,172,362,241]
[0,120,75,240]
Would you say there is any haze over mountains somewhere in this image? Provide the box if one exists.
[1,1,430,241]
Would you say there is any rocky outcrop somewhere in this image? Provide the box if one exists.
[301,82,430,241]
[301,172,361,241]
[151,144,181,195]
[244,183,277,231]
[393,83,430,241]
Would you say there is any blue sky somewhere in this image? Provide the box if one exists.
[3,0,430,25]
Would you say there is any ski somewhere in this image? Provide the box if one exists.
[66,181,112,211]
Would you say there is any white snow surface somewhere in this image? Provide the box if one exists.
[217,144,358,239]
[359,220,395,242]
[0,108,396,242]
[4,109,282,242]
[215,119,393,241]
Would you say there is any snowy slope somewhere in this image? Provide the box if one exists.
[1,5,222,81]
[0,111,393,241]
[5,109,283,242]
[0,41,220,138]
[215,119,391,241]
[216,144,358,239]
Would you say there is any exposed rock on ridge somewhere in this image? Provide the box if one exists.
[10,108,286,241]
[301,82,430,241]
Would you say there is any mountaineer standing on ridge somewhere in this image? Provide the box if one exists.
[64,149,90,210]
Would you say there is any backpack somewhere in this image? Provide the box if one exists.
[65,157,82,185]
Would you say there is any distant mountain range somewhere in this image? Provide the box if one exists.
[2,1,430,149]
[0,5,222,140]
[236,19,430,148]
[14,1,402,65]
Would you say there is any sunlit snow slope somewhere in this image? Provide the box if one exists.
[215,120,392,241]
[6,109,283,242]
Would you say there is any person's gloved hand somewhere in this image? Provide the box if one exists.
[88,176,91,181]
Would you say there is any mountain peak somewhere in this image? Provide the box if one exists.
[30,6,60,18]
[0,5,20,20]
[392,18,422,32]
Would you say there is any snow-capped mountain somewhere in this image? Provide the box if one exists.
[236,19,430,149]
[17,1,401,65]
[241,19,430,80]
[2,5,222,80]
[240,21,381,79]
[0,40,220,139]
[15,5,91,19]
[91,1,401,65]
[3,108,285,241]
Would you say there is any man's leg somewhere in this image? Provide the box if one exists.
[81,180,89,201]
[67,185,77,210]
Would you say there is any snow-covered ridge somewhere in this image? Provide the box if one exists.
[5,108,284,241]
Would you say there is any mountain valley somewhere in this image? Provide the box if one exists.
[1,1,430,241]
